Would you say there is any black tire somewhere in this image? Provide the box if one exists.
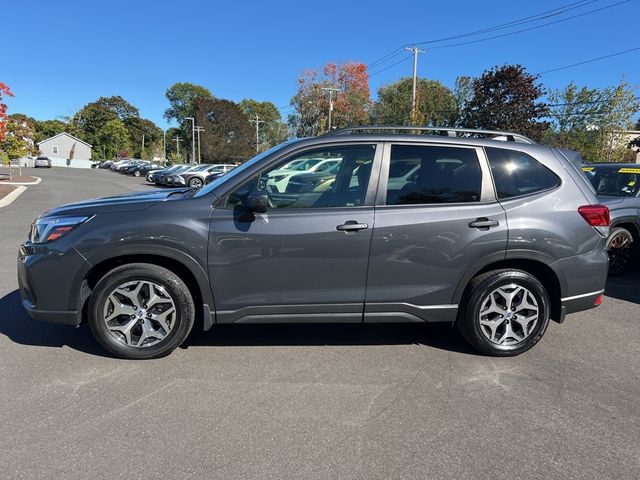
[189,177,203,188]
[457,269,550,357]
[606,227,634,276]
[88,263,195,359]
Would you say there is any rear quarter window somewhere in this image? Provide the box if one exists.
[486,147,561,199]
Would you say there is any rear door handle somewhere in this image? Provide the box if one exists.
[468,217,499,229]
[337,220,369,232]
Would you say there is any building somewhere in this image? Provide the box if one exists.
[37,132,93,168]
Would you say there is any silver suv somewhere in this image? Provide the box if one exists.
[18,127,610,359]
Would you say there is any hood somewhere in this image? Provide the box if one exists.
[40,188,190,217]
[596,195,625,206]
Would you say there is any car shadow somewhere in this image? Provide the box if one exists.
[182,322,477,355]
[0,289,476,357]
[605,268,640,304]
[0,290,107,357]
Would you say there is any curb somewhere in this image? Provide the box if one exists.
[0,186,27,208]
[0,176,42,185]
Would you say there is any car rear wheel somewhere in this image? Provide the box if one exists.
[457,269,550,356]
[134,170,141,177]
[189,177,203,188]
[606,227,634,276]
[88,263,195,359]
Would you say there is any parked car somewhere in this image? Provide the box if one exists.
[146,164,183,183]
[125,163,160,177]
[265,157,342,192]
[97,161,114,169]
[154,164,199,186]
[164,164,213,187]
[172,164,236,188]
[34,156,52,168]
[582,163,640,275]
[18,126,610,360]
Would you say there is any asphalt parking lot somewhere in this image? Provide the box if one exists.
[0,167,639,479]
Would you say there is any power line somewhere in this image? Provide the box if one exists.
[416,0,601,45]
[426,0,631,50]
[537,47,640,74]
[368,54,413,77]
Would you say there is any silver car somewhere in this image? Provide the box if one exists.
[583,163,640,275]
[34,156,52,168]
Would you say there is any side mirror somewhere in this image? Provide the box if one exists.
[244,190,269,213]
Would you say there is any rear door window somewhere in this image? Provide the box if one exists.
[385,145,482,205]
[486,147,561,199]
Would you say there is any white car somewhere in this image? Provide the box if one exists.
[265,158,342,193]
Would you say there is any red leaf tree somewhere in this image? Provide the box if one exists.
[289,62,371,137]
[0,82,15,142]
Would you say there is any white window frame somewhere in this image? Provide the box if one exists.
[52,145,59,155]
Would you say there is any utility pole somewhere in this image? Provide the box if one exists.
[321,87,340,132]
[173,135,181,156]
[185,117,196,163]
[249,113,264,152]
[404,45,425,120]
[194,126,205,163]
[141,130,145,158]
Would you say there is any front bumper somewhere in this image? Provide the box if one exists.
[17,242,90,327]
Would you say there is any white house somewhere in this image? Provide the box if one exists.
[37,132,93,168]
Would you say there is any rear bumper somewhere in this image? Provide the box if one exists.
[561,289,604,315]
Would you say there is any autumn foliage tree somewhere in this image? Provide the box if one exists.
[0,82,14,144]
[289,62,371,137]
[461,65,549,141]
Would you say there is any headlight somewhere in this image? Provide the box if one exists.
[29,215,92,244]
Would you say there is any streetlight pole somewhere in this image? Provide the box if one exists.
[194,126,205,163]
[321,87,340,132]
[162,130,167,162]
[185,117,196,163]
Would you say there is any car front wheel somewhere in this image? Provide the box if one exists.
[88,263,195,359]
[457,269,550,356]
[189,177,203,188]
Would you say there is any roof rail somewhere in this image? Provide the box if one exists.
[327,126,536,144]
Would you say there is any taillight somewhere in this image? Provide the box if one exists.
[594,294,603,306]
[578,205,610,227]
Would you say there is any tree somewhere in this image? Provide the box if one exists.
[97,119,131,159]
[461,65,549,141]
[193,98,254,163]
[72,96,140,147]
[370,77,457,127]
[164,82,213,124]
[0,82,14,142]
[239,99,288,151]
[0,118,35,159]
[289,62,371,137]
[124,117,162,159]
[33,119,69,142]
[547,80,640,162]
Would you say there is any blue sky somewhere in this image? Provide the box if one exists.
[3,0,639,129]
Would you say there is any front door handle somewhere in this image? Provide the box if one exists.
[468,217,499,229]
[337,220,369,232]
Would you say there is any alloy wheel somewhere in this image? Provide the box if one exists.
[102,280,176,348]
[478,284,539,346]
[190,178,203,188]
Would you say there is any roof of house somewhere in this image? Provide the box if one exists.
[37,132,92,148]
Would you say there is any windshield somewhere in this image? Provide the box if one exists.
[288,159,322,171]
[583,165,640,197]
[193,140,300,198]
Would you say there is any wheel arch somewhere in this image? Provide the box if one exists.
[79,250,215,329]
[454,258,564,324]
[609,218,640,244]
